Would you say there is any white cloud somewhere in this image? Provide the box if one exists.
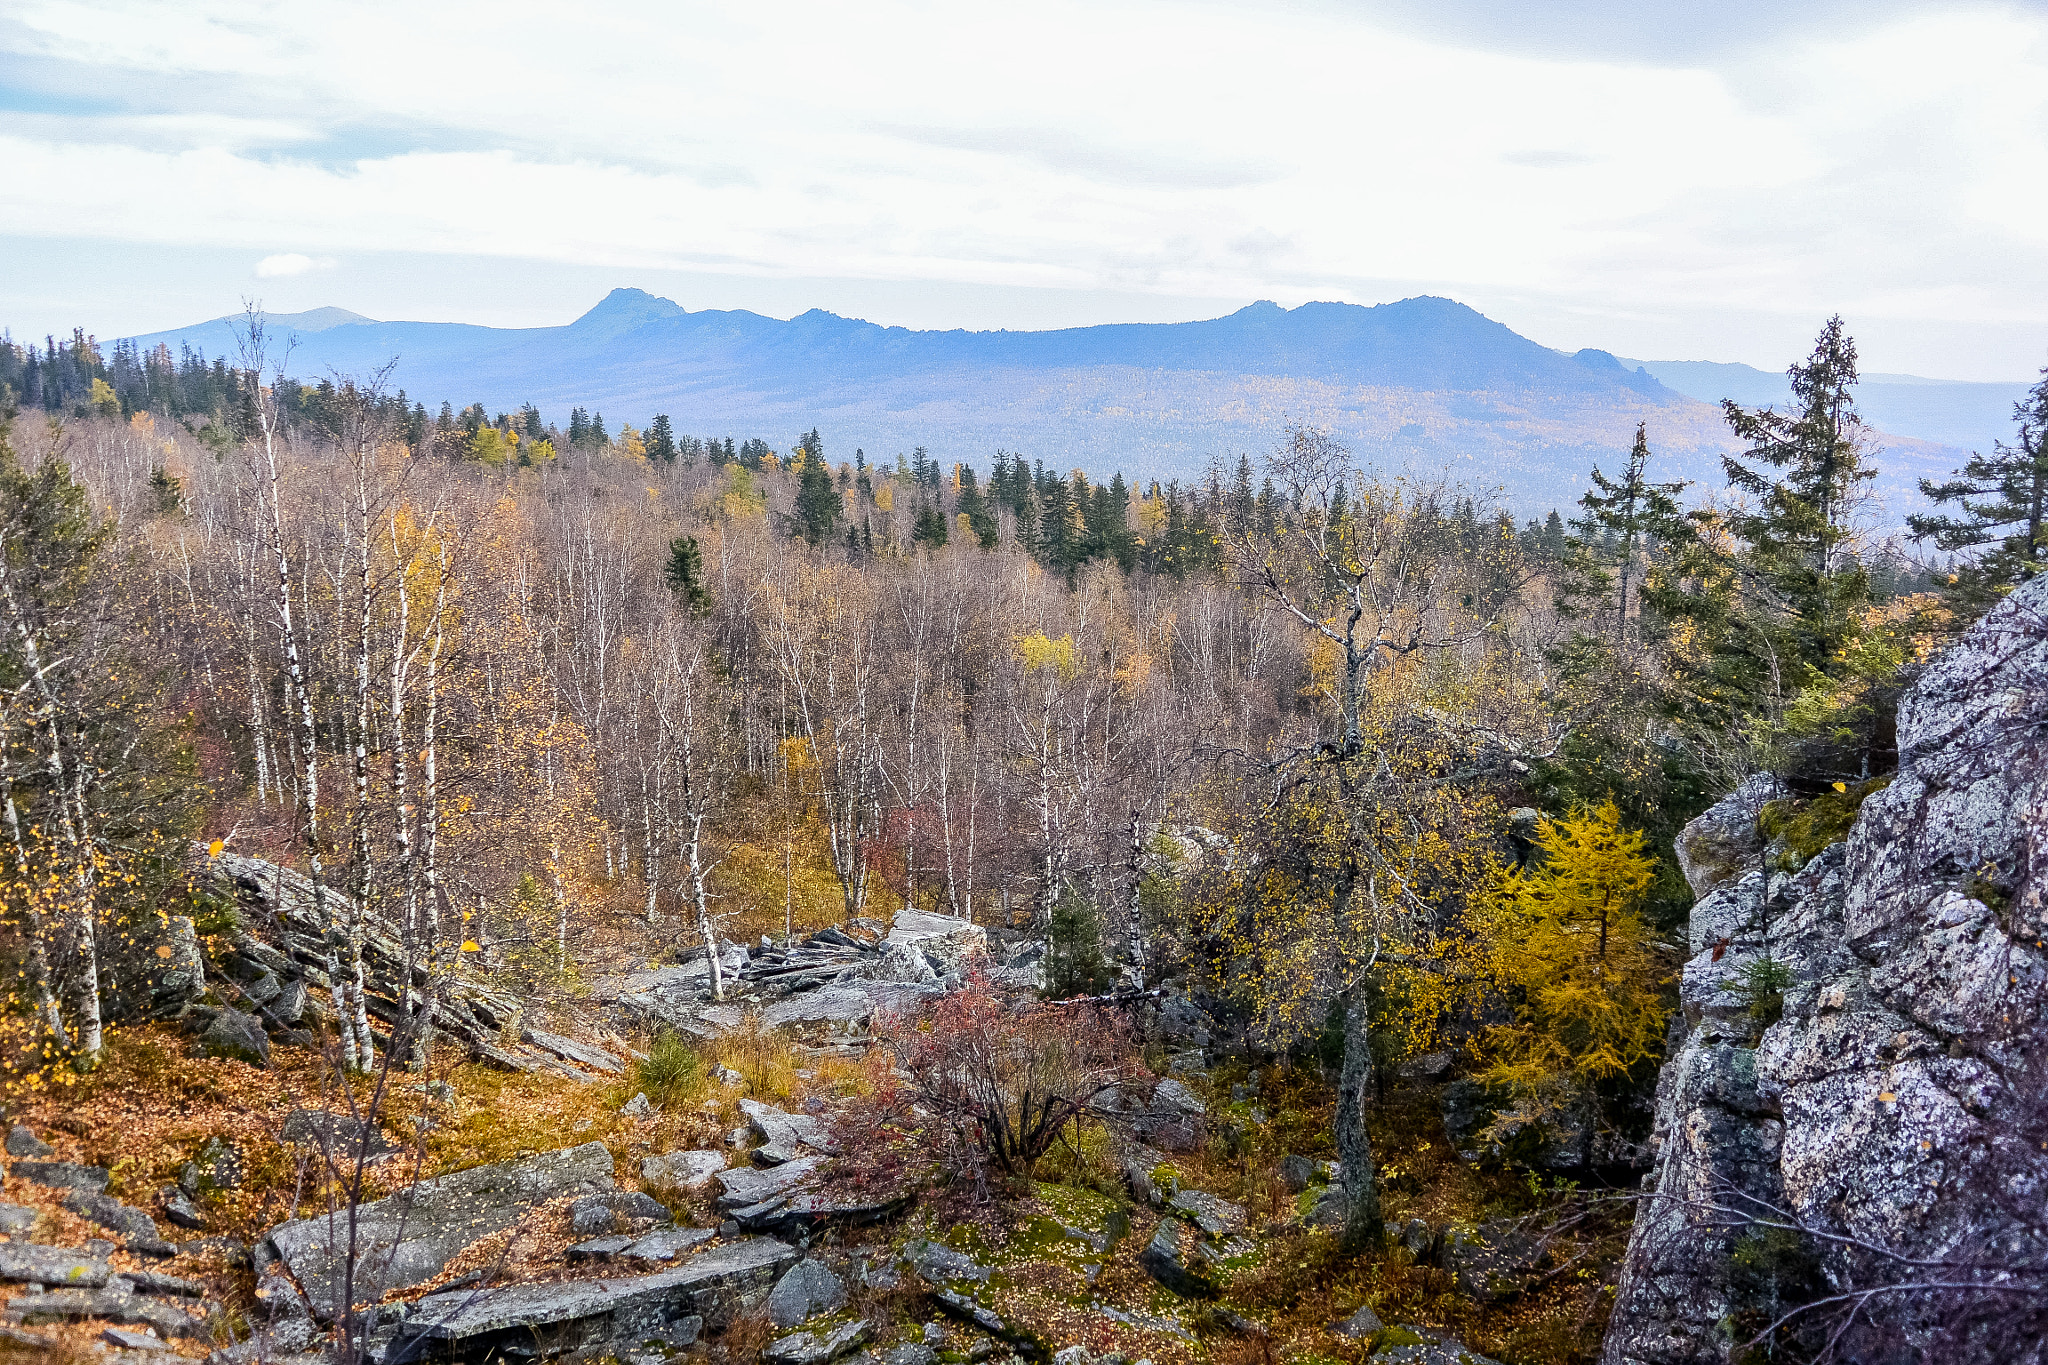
[255,252,332,277]
[2,0,2045,372]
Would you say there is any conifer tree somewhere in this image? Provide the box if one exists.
[646,414,676,463]
[1475,801,1668,1113]
[1910,363,2048,610]
[665,535,711,613]
[1562,424,1687,639]
[793,437,842,546]
[1719,316,1875,663]
[955,465,999,549]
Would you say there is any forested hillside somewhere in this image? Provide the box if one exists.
[0,316,2040,1365]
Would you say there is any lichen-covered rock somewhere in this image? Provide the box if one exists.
[1604,575,2048,1365]
[1438,1219,1547,1303]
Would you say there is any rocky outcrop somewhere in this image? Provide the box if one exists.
[597,908,1011,1047]
[1604,577,2048,1364]
[191,850,619,1080]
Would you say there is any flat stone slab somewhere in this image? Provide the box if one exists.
[564,1225,717,1263]
[9,1160,109,1193]
[102,1326,164,1350]
[713,1155,824,1211]
[120,1270,204,1298]
[265,1139,614,1316]
[760,988,873,1029]
[739,1100,835,1164]
[395,1236,798,1359]
[0,1244,112,1286]
[641,1149,725,1188]
[64,1191,160,1243]
[619,1226,717,1261]
[525,1029,624,1074]
[11,1289,201,1338]
[565,1234,636,1261]
[766,1317,869,1365]
[0,1204,36,1235]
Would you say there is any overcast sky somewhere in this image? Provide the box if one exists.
[3,0,2045,378]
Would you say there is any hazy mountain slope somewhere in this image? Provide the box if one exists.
[128,290,1965,517]
[1624,357,2030,455]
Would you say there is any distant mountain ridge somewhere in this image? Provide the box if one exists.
[1617,356,2030,456]
[127,289,1976,517]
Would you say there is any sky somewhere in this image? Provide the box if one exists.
[3,0,2046,379]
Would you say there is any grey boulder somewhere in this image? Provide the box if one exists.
[1332,1303,1384,1338]
[1167,1188,1246,1237]
[3,1126,52,1158]
[1439,1220,1547,1302]
[641,1148,725,1188]
[199,1008,270,1067]
[767,1257,847,1328]
[11,1160,108,1193]
[1136,1219,1217,1299]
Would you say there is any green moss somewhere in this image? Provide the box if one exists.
[1372,1325,1429,1351]
[1759,777,1890,867]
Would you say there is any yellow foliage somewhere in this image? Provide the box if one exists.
[873,480,894,512]
[719,466,766,521]
[1473,800,1669,1101]
[467,427,513,466]
[1013,631,1079,681]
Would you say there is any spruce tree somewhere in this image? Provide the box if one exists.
[664,535,711,613]
[793,441,842,546]
[1564,424,1687,640]
[956,466,999,549]
[1909,363,2048,610]
[647,414,676,463]
[1719,316,1874,665]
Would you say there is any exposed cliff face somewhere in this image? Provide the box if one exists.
[1603,577,2048,1365]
